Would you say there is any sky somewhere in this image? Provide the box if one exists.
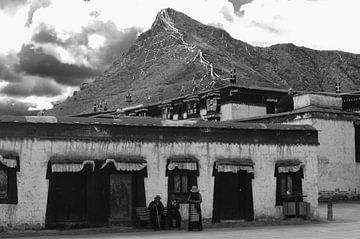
[0,0,359,115]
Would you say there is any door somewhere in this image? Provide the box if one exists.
[87,169,109,226]
[52,172,87,223]
[109,173,132,224]
[215,173,244,220]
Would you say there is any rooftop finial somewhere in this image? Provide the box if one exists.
[336,81,341,94]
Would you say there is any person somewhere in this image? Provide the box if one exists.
[188,186,202,231]
[148,195,165,230]
[167,194,182,230]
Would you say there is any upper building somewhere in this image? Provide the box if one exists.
[74,84,291,121]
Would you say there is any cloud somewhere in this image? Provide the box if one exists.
[0,99,37,116]
[220,6,235,22]
[31,23,63,45]
[16,44,100,86]
[81,22,140,66]
[26,0,52,26]
[1,77,63,97]
[0,0,27,11]
[0,61,21,82]
[227,0,253,12]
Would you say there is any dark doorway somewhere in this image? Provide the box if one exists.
[47,172,87,226]
[213,171,254,221]
[87,169,109,226]
[109,173,133,225]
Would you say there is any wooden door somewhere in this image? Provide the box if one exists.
[215,173,244,220]
[53,172,87,223]
[87,170,109,226]
[109,173,132,223]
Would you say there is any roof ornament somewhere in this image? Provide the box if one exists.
[180,86,185,96]
[230,69,236,84]
[335,81,341,94]
[125,91,132,104]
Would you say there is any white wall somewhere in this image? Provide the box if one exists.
[0,139,318,228]
[293,94,342,110]
[221,103,267,121]
[285,117,360,200]
[313,119,360,198]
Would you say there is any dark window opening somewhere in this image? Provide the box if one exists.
[168,170,197,202]
[0,168,8,199]
[275,170,303,206]
[0,165,18,204]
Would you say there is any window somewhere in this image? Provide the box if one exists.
[138,112,147,117]
[161,107,172,119]
[206,98,218,112]
[0,165,18,204]
[0,168,8,199]
[275,171,303,206]
[168,169,197,202]
[187,102,198,115]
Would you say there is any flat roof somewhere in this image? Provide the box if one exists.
[232,105,360,123]
[0,115,316,132]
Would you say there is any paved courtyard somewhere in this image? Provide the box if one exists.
[3,203,360,238]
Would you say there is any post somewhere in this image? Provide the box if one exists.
[327,197,333,221]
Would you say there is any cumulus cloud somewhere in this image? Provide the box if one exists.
[0,0,27,11]
[1,77,63,97]
[0,61,21,82]
[16,44,100,86]
[228,0,253,14]
[0,98,38,116]
[26,0,51,26]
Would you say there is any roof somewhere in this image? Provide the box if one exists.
[232,105,360,123]
[0,115,317,132]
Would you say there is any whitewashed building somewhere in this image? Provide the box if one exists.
[0,116,318,229]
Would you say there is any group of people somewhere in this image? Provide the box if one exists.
[148,185,203,231]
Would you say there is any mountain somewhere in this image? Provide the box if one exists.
[47,8,360,116]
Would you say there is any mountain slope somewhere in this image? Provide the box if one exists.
[48,8,360,116]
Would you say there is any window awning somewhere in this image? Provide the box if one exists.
[276,159,303,173]
[50,155,95,173]
[167,155,198,171]
[101,155,146,171]
[0,151,18,169]
[215,157,254,173]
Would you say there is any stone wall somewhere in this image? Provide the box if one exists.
[0,138,318,228]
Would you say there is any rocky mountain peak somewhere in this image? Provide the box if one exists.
[47,9,360,116]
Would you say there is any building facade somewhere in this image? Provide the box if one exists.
[236,93,360,201]
[0,116,318,229]
[77,85,289,122]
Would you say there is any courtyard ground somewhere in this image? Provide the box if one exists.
[2,202,360,238]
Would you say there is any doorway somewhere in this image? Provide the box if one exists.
[213,171,254,221]
[109,173,132,225]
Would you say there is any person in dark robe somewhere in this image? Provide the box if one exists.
[276,88,294,113]
[167,193,182,230]
[148,195,165,230]
[188,186,202,231]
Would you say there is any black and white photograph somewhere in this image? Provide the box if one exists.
[0,0,360,238]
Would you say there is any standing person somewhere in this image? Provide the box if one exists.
[167,194,182,230]
[188,186,202,231]
[148,195,165,230]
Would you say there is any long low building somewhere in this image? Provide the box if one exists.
[0,116,318,229]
